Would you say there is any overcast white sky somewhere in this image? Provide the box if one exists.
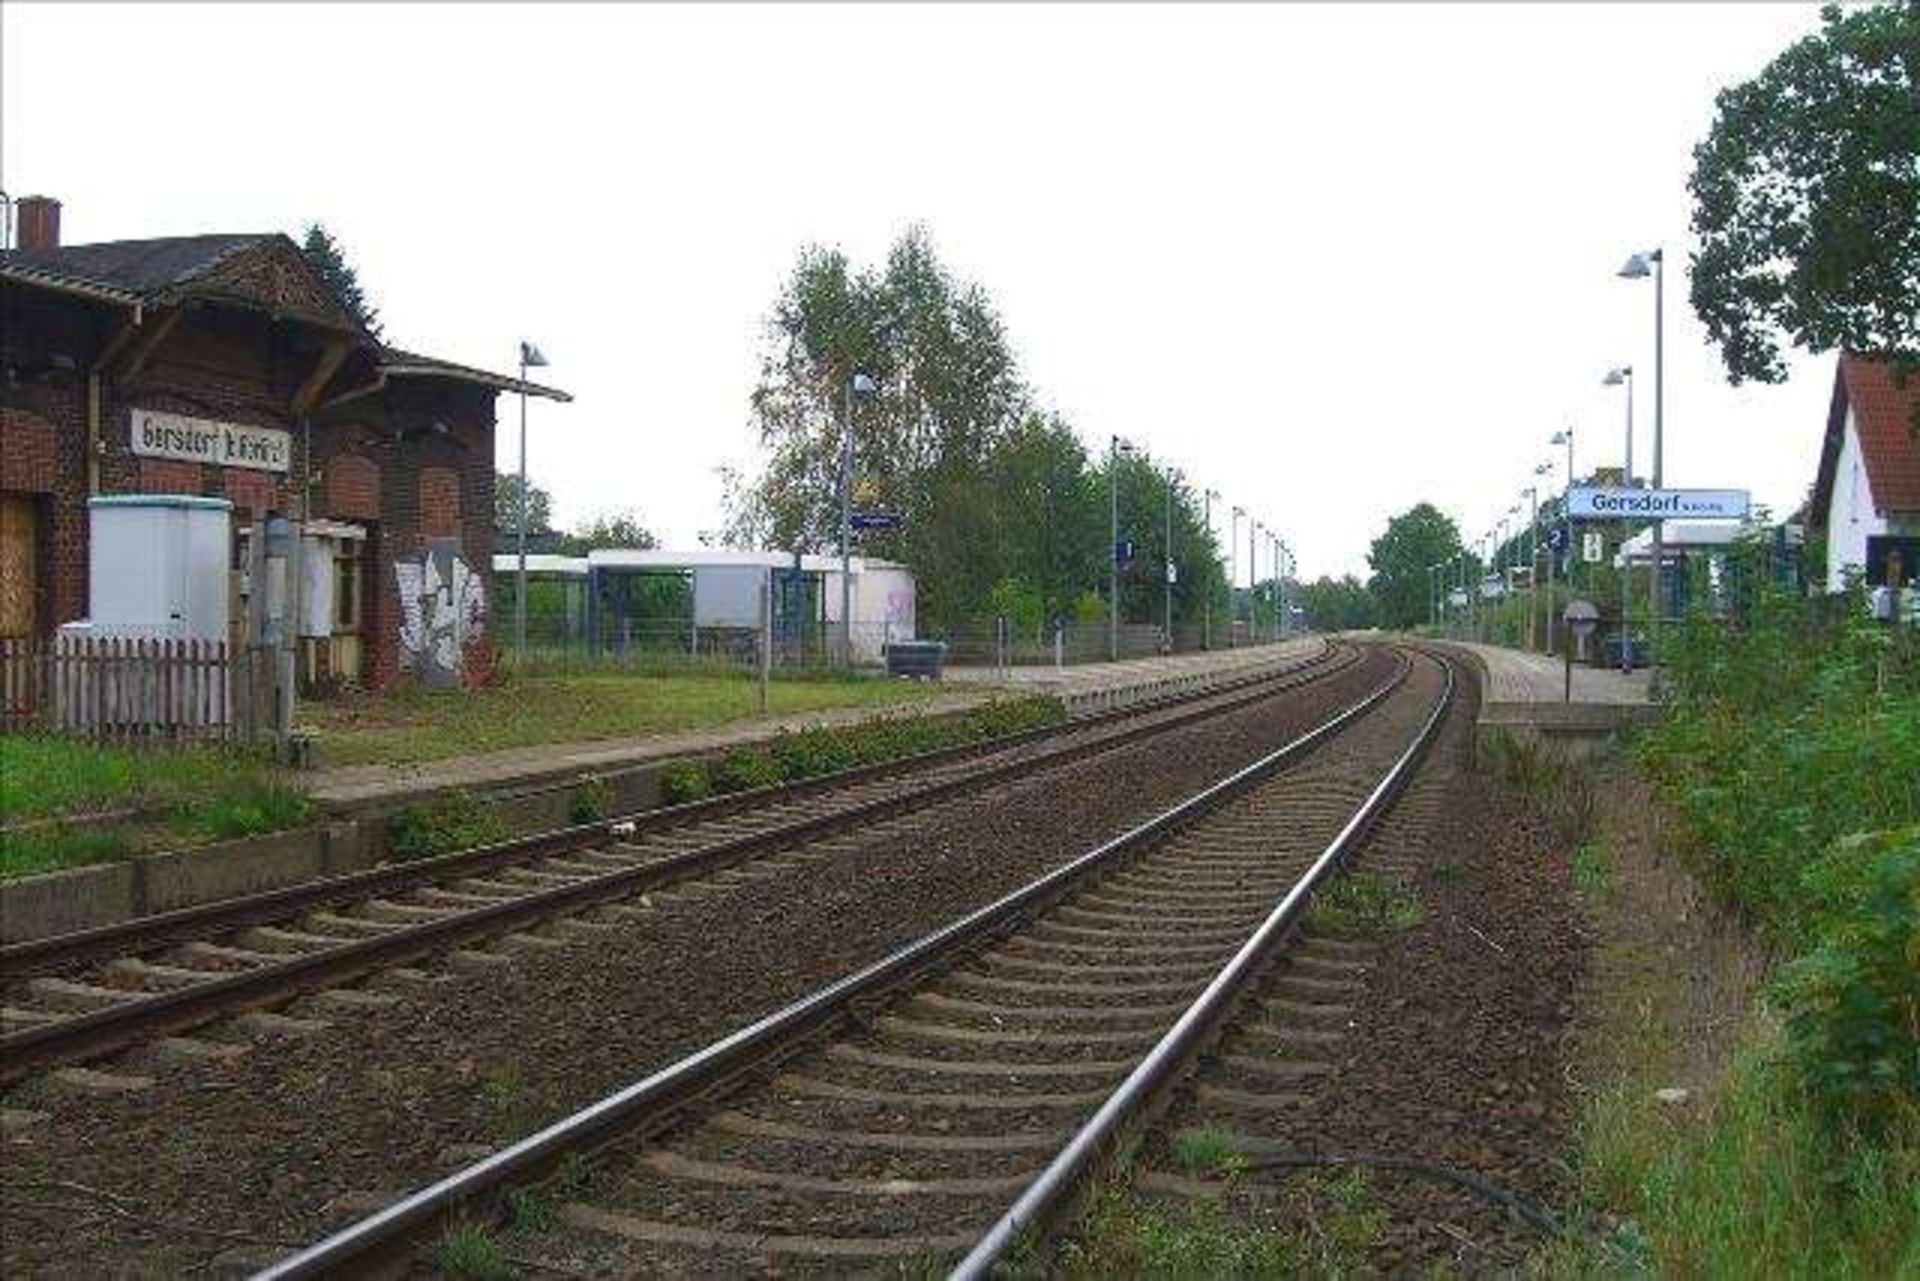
[3,2,1839,583]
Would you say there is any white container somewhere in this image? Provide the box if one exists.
[87,494,232,642]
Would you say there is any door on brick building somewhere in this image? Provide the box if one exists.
[0,492,42,640]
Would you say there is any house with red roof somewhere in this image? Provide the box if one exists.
[1808,353,1920,593]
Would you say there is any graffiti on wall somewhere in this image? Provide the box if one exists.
[395,540,485,686]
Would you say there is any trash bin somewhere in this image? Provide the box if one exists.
[885,640,947,680]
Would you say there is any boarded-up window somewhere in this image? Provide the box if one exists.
[0,492,41,638]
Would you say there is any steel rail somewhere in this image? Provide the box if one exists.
[3,640,1344,979]
[0,645,1365,1081]
[252,652,1416,1280]
[951,650,1456,1279]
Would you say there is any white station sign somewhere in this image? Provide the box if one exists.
[130,408,291,474]
[1566,486,1749,520]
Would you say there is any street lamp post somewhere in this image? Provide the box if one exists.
[1163,467,1176,653]
[1603,365,1635,672]
[1249,520,1262,644]
[1229,505,1244,646]
[1620,248,1665,683]
[514,340,549,661]
[1108,436,1132,661]
[1550,427,1575,654]
[839,371,877,667]
[1524,481,1542,651]
[1202,488,1218,650]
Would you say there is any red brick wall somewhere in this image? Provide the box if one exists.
[3,293,498,687]
[0,407,59,493]
[324,452,380,522]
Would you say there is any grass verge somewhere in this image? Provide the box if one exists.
[0,735,315,880]
[302,670,942,767]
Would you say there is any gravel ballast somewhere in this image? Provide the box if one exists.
[0,650,1401,1274]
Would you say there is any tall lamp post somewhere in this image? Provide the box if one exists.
[839,371,878,667]
[514,340,549,660]
[1268,532,1282,640]
[1163,466,1177,652]
[1229,505,1244,645]
[1249,520,1263,643]
[1602,366,1634,672]
[1619,248,1664,683]
[1108,435,1133,661]
[1202,488,1219,650]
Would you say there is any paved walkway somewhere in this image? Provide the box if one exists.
[1431,640,1652,706]
[945,637,1325,695]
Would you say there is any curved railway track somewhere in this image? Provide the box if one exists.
[255,643,1455,1278]
[0,640,1362,1085]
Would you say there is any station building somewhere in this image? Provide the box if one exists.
[1810,353,1920,593]
[0,196,568,689]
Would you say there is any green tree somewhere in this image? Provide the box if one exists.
[494,472,553,538]
[1367,503,1465,629]
[1688,3,1919,385]
[562,512,657,553]
[299,223,382,337]
[1295,575,1381,632]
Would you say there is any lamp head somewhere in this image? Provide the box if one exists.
[519,341,548,368]
[1602,365,1632,386]
[1618,251,1656,279]
[1551,429,1571,445]
[850,372,878,396]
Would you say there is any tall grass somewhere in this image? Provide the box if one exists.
[1561,568,1920,1271]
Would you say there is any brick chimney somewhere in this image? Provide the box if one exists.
[15,195,61,252]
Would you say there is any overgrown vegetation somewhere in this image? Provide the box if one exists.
[387,791,507,861]
[1057,1169,1385,1276]
[656,695,1068,804]
[428,1223,511,1281]
[1307,872,1425,936]
[1557,577,1920,1272]
[0,736,315,879]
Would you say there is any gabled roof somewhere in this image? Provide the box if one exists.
[1811,353,1920,522]
[0,233,268,298]
[3,232,571,404]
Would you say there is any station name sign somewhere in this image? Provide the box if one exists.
[130,408,291,474]
[1566,486,1749,520]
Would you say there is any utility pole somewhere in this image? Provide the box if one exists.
[839,371,876,667]
[1202,489,1217,650]
[1108,436,1129,661]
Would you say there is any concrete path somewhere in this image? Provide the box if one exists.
[945,637,1324,695]
[1430,640,1652,706]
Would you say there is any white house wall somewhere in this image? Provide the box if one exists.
[1826,410,1887,591]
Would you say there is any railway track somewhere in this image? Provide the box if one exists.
[0,640,1361,1085]
[255,643,1454,1278]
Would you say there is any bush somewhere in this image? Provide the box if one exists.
[387,791,506,861]
[659,761,711,806]
[1634,576,1918,1125]
[570,773,614,824]
[712,748,781,794]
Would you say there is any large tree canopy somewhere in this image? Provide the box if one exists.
[1688,3,1919,383]
[729,228,1227,635]
[1367,503,1465,630]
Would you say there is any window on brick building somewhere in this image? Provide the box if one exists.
[335,543,364,632]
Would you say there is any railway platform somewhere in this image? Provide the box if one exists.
[1421,638,1656,753]
[946,637,1323,707]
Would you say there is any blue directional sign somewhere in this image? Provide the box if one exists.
[1114,539,1135,567]
[851,509,903,532]
[1549,525,1569,552]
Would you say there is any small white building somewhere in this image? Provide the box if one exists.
[494,548,917,664]
[1810,354,1920,592]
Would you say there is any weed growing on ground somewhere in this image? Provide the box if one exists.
[1480,731,1596,847]
[1170,1128,1248,1177]
[429,1224,512,1280]
[1308,872,1425,936]
[387,791,507,861]
[502,1184,552,1233]
[569,772,613,824]
[1569,841,1611,896]
[659,760,712,805]
[712,747,782,793]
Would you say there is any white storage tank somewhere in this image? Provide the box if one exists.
[85,494,232,641]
